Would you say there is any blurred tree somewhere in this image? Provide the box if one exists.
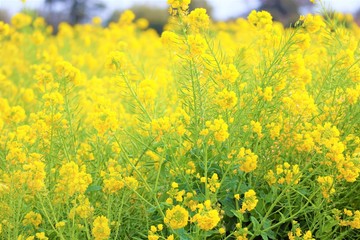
[258,0,299,26]
[355,9,360,25]
[44,0,106,24]
[0,9,10,22]
[258,0,314,26]
[189,0,213,16]
[108,6,168,34]
[107,0,213,34]
[293,0,313,6]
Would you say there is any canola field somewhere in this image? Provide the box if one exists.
[0,1,360,239]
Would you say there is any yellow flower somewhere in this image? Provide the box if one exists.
[206,118,230,142]
[187,34,207,57]
[164,205,189,229]
[167,0,191,10]
[92,16,102,25]
[263,87,273,101]
[293,33,311,50]
[69,195,94,219]
[55,161,92,200]
[346,87,359,104]
[105,51,128,71]
[124,176,139,190]
[219,227,226,234]
[157,224,163,231]
[150,225,157,232]
[193,209,220,231]
[148,234,159,240]
[303,230,314,240]
[241,189,258,213]
[237,147,258,173]
[55,60,81,84]
[0,21,10,36]
[118,10,135,25]
[22,160,46,193]
[55,221,65,229]
[11,13,32,29]
[317,176,335,199]
[207,173,221,192]
[351,211,360,229]
[23,211,42,228]
[250,121,263,138]
[92,216,111,240]
[22,88,35,103]
[215,89,238,110]
[187,8,210,32]
[215,64,239,84]
[304,14,325,33]
[248,10,273,28]
[136,18,149,29]
[161,31,180,49]
[264,170,276,185]
[35,232,48,240]
[167,0,191,15]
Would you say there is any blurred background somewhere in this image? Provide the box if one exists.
[1,0,360,32]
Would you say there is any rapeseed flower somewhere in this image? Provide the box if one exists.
[164,205,189,229]
[23,211,42,228]
[92,216,111,240]
[240,189,258,213]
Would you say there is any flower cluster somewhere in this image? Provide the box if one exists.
[265,162,301,185]
[0,2,360,239]
[192,200,221,231]
[164,205,189,229]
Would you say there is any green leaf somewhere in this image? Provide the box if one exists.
[261,232,269,240]
[86,185,102,193]
[255,199,266,215]
[322,217,338,233]
[263,219,272,229]
[175,228,192,240]
[231,209,244,221]
[250,216,261,233]
[279,212,286,221]
[265,229,277,239]
[220,197,236,217]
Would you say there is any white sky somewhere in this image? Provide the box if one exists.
[0,0,360,20]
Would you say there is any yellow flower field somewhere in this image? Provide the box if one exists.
[0,0,360,239]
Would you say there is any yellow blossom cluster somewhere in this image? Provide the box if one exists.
[92,216,111,240]
[338,209,360,229]
[22,211,42,228]
[203,118,230,142]
[240,189,258,213]
[164,205,189,229]
[215,89,238,110]
[288,221,315,240]
[317,176,335,199]
[187,8,210,32]
[0,2,360,239]
[167,0,191,16]
[265,162,301,185]
[237,147,258,173]
[55,161,92,201]
[192,200,221,230]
